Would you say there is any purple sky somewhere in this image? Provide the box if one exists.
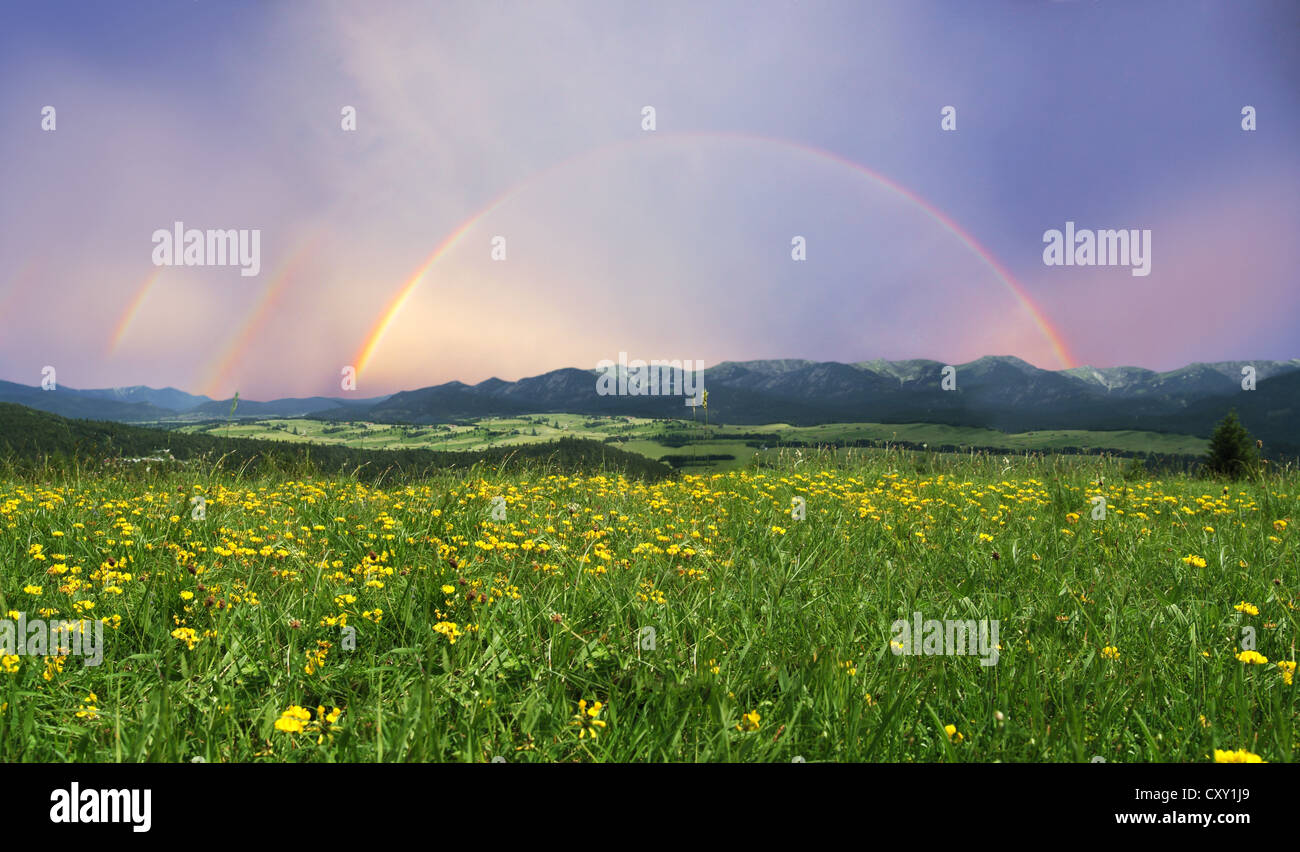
[1,0,1296,400]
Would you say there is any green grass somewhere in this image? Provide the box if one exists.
[178,414,660,451]
[755,423,1208,455]
[176,415,1209,472]
[0,448,1295,762]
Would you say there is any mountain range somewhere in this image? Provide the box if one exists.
[0,380,390,421]
[2,356,1297,453]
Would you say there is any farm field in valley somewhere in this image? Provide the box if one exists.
[174,416,1211,472]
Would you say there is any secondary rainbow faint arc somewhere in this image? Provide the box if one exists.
[0,259,41,320]
[107,268,164,355]
[198,237,320,398]
[354,132,1076,376]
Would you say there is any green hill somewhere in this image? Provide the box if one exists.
[0,403,672,481]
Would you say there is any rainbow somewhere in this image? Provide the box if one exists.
[353,132,1075,377]
[107,268,164,355]
[353,217,486,377]
[197,237,318,398]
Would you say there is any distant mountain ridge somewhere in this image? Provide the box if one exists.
[1,356,1296,453]
[0,380,390,423]
[74,385,211,411]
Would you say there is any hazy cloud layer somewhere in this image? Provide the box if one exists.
[1,0,1295,399]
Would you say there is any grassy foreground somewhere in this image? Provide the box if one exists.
[0,450,1296,762]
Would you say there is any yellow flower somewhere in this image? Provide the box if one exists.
[570,699,608,739]
[1213,749,1264,763]
[944,724,963,743]
[76,693,99,720]
[433,621,462,644]
[303,644,329,675]
[43,656,66,681]
[1181,554,1207,568]
[1273,519,1287,532]
[274,705,312,733]
[1101,645,1120,661]
[1277,661,1295,686]
[1235,650,1269,665]
[170,627,200,650]
[1233,601,1259,616]
[735,710,761,732]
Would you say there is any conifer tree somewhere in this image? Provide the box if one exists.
[1204,410,1258,478]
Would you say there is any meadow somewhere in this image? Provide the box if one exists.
[178,414,1211,472]
[0,448,1294,762]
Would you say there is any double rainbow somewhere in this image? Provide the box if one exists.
[350,133,1075,379]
